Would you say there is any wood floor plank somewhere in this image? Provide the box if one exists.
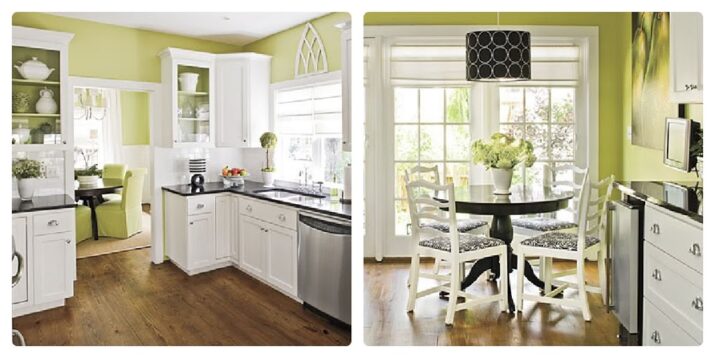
[12,248,350,346]
[364,259,619,346]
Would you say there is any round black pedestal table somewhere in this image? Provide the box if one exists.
[439,184,573,313]
[74,178,123,241]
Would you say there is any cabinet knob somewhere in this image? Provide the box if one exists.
[688,243,701,257]
[62,140,67,145]
[651,268,662,281]
[246,205,252,212]
[278,214,286,222]
[196,203,205,209]
[692,297,703,311]
[650,330,661,344]
[65,239,71,244]
[650,223,660,235]
[189,221,194,225]
[48,219,59,227]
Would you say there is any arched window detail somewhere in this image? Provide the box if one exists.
[294,23,328,78]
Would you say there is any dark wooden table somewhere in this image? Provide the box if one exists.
[439,184,573,312]
[75,178,123,240]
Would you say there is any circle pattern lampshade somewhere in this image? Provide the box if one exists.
[466,30,531,82]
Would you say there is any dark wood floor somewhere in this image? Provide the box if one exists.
[13,248,350,346]
[364,259,619,346]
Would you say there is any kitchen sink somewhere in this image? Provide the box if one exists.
[253,188,326,200]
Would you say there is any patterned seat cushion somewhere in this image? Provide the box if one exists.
[420,219,489,233]
[419,233,504,253]
[520,231,600,251]
[512,217,577,232]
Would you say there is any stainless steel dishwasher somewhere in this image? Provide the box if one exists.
[297,211,351,325]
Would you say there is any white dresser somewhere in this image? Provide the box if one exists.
[642,202,702,345]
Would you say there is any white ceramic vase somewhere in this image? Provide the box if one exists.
[491,168,513,195]
[78,175,100,186]
[35,87,58,114]
[178,73,199,92]
[262,171,275,187]
[18,178,35,201]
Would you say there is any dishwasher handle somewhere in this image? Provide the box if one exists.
[299,214,351,236]
[12,236,24,288]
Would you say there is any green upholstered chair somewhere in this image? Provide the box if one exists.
[75,205,93,243]
[102,163,127,201]
[96,168,147,239]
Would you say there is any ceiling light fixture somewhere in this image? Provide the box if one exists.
[466,13,531,82]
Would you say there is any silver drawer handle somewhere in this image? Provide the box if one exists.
[651,268,662,281]
[688,243,702,257]
[196,203,205,209]
[650,223,660,235]
[246,205,252,212]
[48,219,59,227]
[65,239,71,244]
[650,330,661,344]
[692,297,703,311]
[278,214,286,222]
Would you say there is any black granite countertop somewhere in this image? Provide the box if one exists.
[12,194,77,214]
[615,181,703,223]
[162,180,351,220]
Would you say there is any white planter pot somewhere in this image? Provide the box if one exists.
[17,178,36,201]
[78,175,100,186]
[178,73,199,92]
[491,168,513,195]
[262,171,275,187]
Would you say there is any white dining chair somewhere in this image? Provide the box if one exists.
[404,174,509,325]
[515,170,614,321]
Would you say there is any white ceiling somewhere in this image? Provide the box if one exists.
[51,12,328,46]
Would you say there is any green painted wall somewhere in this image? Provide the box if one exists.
[243,12,350,83]
[365,13,630,181]
[120,91,150,145]
[12,13,242,83]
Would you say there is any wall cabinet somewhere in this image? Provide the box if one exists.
[12,208,76,317]
[670,12,703,103]
[215,53,271,148]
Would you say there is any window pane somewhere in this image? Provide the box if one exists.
[499,123,524,140]
[395,200,410,236]
[445,163,469,199]
[525,163,546,186]
[551,88,575,123]
[446,125,470,161]
[419,88,444,123]
[446,88,470,123]
[419,125,444,161]
[394,162,415,199]
[322,137,343,184]
[286,136,313,161]
[551,124,575,160]
[499,87,524,123]
[525,87,549,122]
[394,88,418,123]
[524,124,549,159]
[395,125,418,160]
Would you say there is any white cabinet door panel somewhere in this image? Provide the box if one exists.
[239,215,266,277]
[670,12,703,103]
[266,223,298,295]
[187,213,216,270]
[34,232,71,304]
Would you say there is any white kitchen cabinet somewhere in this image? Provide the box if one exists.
[160,48,216,148]
[187,213,217,270]
[670,13,703,103]
[239,214,267,277]
[266,222,298,296]
[215,53,271,148]
[34,231,73,304]
[12,217,28,304]
[215,194,239,261]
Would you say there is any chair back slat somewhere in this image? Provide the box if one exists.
[576,173,615,250]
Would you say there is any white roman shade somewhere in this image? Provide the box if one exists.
[275,82,342,136]
[389,40,580,85]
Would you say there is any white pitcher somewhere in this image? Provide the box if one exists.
[35,87,58,114]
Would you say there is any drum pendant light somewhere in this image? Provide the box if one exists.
[466,13,531,82]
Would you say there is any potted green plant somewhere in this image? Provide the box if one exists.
[75,164,102,185]
[260,132,278,187]
[471,133,537,194]
[12,158,44,201]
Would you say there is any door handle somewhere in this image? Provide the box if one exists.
[196,203,205,209]
[692,297,703,311]
[12,250,24,288]
[651,268,662,281]
[688,243,701,257]
[650,330,661,344]
[650,223,660,235]
[48,219,59,227]
[65,239,72,244]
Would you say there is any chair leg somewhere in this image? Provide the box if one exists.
[543,257,553,295]
[445,260,460,325]
[499,248,509,312]
[597,248,607,305]
[406,253,420,312]
[577,258,592,321]
[516,252,525,312]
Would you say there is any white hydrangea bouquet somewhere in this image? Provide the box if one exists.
[471,133,537,194]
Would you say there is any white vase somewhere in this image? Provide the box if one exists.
[262,171,275,187]
[35,87,58,114]
[78,175,99,186]
[491,168,513,195]
[18,178,35,201]
[178,73,199,92]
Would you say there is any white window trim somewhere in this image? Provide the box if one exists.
[364,25,599,259]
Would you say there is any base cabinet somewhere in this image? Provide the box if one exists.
[215,194,239,261]
[187,213,217,270]
[239,215,266,277]
[34,232,73,304]
[266,223,298,296]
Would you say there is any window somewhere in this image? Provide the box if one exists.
[274,81,343,187]
[498,86,576,186]
[73,87,107,169]
[393,87,471,235]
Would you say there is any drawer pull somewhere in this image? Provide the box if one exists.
[692,297,703,311]
[65,239,71,244]
[688,243,702,257]
[651,268,662,281]
[278,214,286,222]
[246,205,253,213]
[650,223,660,235]
[196,203,205,209]
[48,219,59,227]
[650,330,661,344]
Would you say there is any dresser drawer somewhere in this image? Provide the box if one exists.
[239,198,297,231]
[643,298,699,346]
[644,204,702,273]
[33,210,74,236]
[644,242,702,341]
[187,195,215,216]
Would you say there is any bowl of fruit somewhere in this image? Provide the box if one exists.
[221,166,249,187]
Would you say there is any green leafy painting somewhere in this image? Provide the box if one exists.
[632,12,678,150]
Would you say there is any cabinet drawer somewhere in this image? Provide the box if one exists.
[644,242,702,341]
[644,204,702,273]
[644,298,699,346]
[187,195,215,216]
[239,198,297,230]
[33,210,74,236]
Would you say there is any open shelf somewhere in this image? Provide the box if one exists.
[178,91,209,96]
[12,113,60,118]
[12,78,61,86]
